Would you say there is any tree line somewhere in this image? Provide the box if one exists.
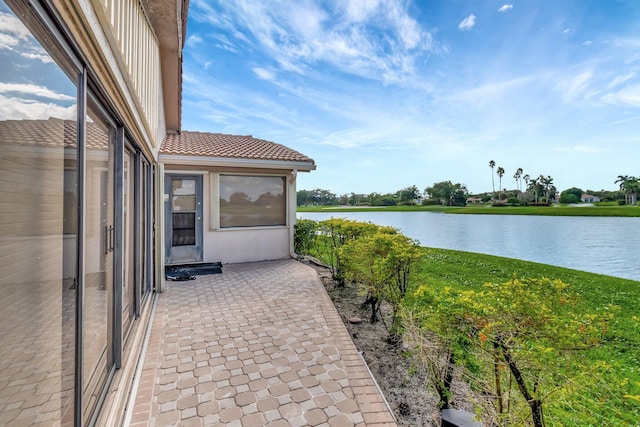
[298,169,635,207]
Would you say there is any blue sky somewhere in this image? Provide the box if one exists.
[182,0,640,195]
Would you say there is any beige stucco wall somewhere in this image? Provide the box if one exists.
[204,227,291,264]
[164,166,300,265]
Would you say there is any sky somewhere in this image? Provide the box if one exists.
[182,0,640,195]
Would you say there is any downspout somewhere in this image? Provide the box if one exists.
[289,169,298,259]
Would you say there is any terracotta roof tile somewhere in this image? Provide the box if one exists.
[0,118,109,150]
[160,131,315,165]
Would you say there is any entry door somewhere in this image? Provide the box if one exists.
[165,175,203,264]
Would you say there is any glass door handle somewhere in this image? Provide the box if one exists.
[104,225,114,254]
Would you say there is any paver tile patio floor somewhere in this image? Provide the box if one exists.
[128,260,396,427]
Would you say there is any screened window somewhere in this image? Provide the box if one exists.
[219,175,286,228]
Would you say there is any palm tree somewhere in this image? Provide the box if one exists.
[497,167,505,200]
[615,175,639,205]
[513,168,523,192]
[541,175,554,203]
[528,177,541,203]
[489,160,496,197]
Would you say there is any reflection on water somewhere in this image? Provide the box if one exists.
[299,211,640,282]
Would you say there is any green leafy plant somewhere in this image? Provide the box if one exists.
[340,232,422,335]
[293,218,318,255]
[315,218,396,285]
[405,277,617,426]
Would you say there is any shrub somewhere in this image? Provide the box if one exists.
[405,278,616,427]
[294,219,318,256]
[315,218,396,285]
[559,193,580,204]
[340,232,422,334]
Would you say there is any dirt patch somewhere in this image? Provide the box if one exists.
[303,258,483,426]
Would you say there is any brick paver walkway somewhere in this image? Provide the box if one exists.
[128,260,397,426]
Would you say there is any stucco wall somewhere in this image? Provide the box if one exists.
[203,227,290,264]
[163,167,297,265]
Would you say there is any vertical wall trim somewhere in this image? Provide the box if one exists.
[209,173,220,230]
[114,127,125,369]
[156,163,165,293]
[134,150,142,318]
[288,170,298,258]
[75,65,87,427]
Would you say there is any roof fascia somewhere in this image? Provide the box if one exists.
[159,154,316,171]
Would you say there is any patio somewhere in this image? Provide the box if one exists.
[126,259,397,426]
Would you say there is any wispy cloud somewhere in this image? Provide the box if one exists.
[556,70,593,102]
[459,14,476,31]
[498,5,513,13]
[0,12,30,47]
[0,12,52,63]
[0,82,75,101]
[607,71,636,90]
[252,67,276,81]
[0,94,76,120]
[601,84,640,106]
[190,0,433,85]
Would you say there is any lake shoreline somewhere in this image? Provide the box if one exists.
[298,204,640,217]
[298,211,640,281]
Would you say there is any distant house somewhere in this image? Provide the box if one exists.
[467,197,483,204]
[581,194,601,203]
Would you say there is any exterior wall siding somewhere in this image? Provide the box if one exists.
[92,0,164,150]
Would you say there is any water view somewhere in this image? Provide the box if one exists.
[298,211,640,282]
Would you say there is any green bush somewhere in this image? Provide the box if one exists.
[507,197,520,205]
[559,193,580,204]
[315,218,396,285]
[293,219,317,255]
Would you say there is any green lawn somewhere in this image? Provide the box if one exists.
[297,204,640,217]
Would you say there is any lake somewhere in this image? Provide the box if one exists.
[298,211,640,282]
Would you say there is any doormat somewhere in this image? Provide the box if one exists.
[166,262,223,281]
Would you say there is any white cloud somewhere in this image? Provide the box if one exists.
[0,13,52,63]
[0,82,75,101]
[20,52,52,63]
[458,15,476,31]
[614,37,640,48]
[191,0,433,85]
[186,34,203,45]
[607,71,636,90]
[563,28,571,34]
[0,12,30,46]
[252,67,276,81]
[583,40,592,46]
[0,94,76,120]
[556,71,593,102]
[498,5,513,13]
[601,84,640,106]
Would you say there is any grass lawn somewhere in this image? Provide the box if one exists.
[409,248,640,425]
[297,204,640,217]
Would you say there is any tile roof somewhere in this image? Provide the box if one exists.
[160,131,315,165]
[0,118,109,150]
